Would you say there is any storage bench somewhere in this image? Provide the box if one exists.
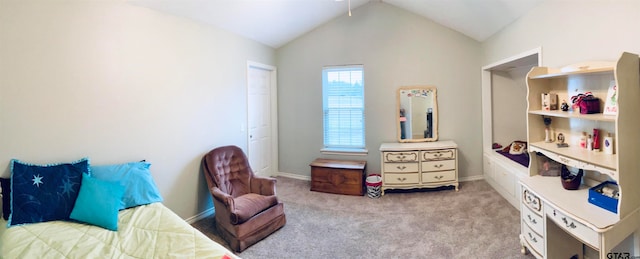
[309,159,366,196]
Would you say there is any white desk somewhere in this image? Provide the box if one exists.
[520,176,640,258]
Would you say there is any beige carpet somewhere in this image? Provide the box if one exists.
[192,177,535,259]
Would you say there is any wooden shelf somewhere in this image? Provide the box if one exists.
[529,67,614,80]
[529,110,616,122]
[530,141,617,171]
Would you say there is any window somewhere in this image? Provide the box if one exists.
[322,65,365,152]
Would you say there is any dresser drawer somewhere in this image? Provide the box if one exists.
[422,149,455,160]
[522,220,545,256]
[383,152,418,162]
[421,170,455,183]
[384,173,419,184]
[421,160,455,172]
[521,203,544,236]
[522,188,542,214]
[546,208,599,248]
[383,162,419,173]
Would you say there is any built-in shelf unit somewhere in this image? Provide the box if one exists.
[519,52,640,258]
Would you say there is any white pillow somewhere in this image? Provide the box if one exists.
[509,141,527,155]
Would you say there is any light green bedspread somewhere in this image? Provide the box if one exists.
[0,203,238,259]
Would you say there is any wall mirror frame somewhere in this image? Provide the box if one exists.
[397,86,438,142]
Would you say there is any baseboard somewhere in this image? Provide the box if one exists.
[276,171,310,181]
[185,207,214,224]
[460,174,484,182]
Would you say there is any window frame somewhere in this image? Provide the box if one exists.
[321,65,367,155]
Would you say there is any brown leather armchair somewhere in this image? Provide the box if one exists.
[202,145,286,252]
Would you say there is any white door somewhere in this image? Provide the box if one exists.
[247,62,277,177]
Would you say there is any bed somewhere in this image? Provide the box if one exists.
[0,202,238,259]
[0,158,238,259]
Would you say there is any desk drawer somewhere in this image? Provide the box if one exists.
[546,208,599,248]
[522,220,545,256]
[522,188,542,214]
[383,162,419,173]
[384,173,419,184]
[521,203,544,236]
[422,160,455,172]
[421,170,455,183]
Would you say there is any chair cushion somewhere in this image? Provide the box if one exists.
[231,193,278,224]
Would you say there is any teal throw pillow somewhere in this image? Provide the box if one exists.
[70,174,124,231]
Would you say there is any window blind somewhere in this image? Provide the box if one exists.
[322,65,365,149]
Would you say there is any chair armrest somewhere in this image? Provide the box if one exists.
[250,176,277,196]
[211,187,235,210]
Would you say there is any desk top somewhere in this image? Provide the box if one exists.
[520,175,618,231]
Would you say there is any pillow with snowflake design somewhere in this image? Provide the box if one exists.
[8,158,88,227]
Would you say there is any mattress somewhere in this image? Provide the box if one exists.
[0,202,238,259]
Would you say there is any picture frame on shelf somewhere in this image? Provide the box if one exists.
[603,80,617,115]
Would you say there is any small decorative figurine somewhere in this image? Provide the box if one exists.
[561,100,569,111]
[543,117,553,142]
[556,133,568,147]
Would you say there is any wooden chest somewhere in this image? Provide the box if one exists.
[310,159,366,196]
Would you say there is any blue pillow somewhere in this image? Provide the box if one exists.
[70,174,124,231]
[90,161,163,209]
[8,158,89,226]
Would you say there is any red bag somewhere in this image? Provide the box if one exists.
[579,96,600,114]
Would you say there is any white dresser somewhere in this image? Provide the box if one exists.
[379,141,458,195]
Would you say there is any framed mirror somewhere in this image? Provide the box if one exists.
[397,86,438,142]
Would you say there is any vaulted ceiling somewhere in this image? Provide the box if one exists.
[128,0,543,49]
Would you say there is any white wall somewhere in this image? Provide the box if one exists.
[491,67,529,147]
[0,1,275,219]
[482,1,640,67]
[276,2,482,179]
